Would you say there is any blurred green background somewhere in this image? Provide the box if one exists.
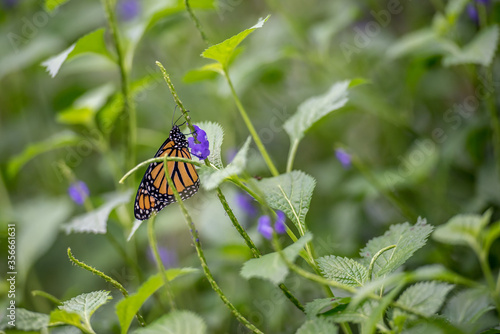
[1,0,500,332]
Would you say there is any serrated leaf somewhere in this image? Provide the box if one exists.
[393,282,454,322]
[8,308,49,331]
[60,290,111,320]
[199,136,251,190]
[42,28,112,78]
[241,233,312,284]
[296,318,338,334]
[317,256,368,287]
[45,0,70,11]
[63,190,132,234]
[443,288,494,326]
[196,121,224,168]
[257,171,316,235]
[7,131,81,178]
[49,309,84,329]
[117,268,198,334]
[283,81,350,144]
[133,310,206,334]
[443,26,499,67]
[304,298,350,320]
[433,210,492,249]
[360,218,433,277]
[328,300,378,324]
[201,16,270,69]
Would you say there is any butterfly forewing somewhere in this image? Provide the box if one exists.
[133,126,200,220]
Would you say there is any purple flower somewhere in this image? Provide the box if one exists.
[236,192,257,217]
[68,181,89,205]
[188,125,210,159]
[147,247,178,268]
[274,211,287,234]
[257,215,273,240]
[335,148,351,169]
[475,0,489,4]
[467,3,479,23]
[118,0,140,21]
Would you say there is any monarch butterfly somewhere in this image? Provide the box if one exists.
[134,125,200,220]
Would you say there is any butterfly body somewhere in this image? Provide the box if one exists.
[134,126,200,220]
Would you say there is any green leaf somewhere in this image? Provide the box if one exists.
[393,282,454,322]
[45,0,70,11]
[295,318,338,334]
[283,81,350,144]
[304,298,350,319]
[199,136,251,190]
[63,190,132,234]
[7,131,81,178]
[196,121,224,168]
[8,308,49,331]
[42,28,112,78]
[364,283,405,334]
[183,64,222,83]
[443,288,494,326]
[257,171,316,235]
[316,256,368,287]
[327,300,377,324]
[433,210,492,249]
[49,309,85,330]
[57,83,115,126]
[117,268,198,334]
[133,310,206,334]
[201,15,270,69]
[386,29,458,59]
[484,220,500,254]
[241,233,312,284]
[360,218,433,277]
[443,25,499,67]
[97,93,124,134]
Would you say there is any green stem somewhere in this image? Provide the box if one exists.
[367,245,396,280]
[120,156,202,184]
[483,68,500,180]
[224,70,280,177]
[162,156,263,334]
[103,0,136,170]
[147,216,177,310]
[67,248,146,326]
[184,0,209,45]
[31,290,62,305]
[286,139,299,173]
[215,187,305,312]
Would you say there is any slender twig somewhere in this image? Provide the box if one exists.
[184,0,209,45]
[147,216,177,310]
[162,155,263,333]
[31,290,62,305]
[286,139,299,173]
[223,70,280,177]
[102,0,136,170]
[67,248,146,326]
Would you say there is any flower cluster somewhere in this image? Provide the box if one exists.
[188,125,210,160]
[257,211,287,240]
[118,0,140,21]
[68,180,89,205]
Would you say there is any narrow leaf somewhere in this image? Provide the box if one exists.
[201,16,270,68]
[443,25,499,67]
[393,282,454,321]
[284,81,350,144]
[133,310,206,334]
[317,256,368,287]
[360,218,433,277]
[199,136,251,190]
[257,171,316,235]
[63,190,132,234]
[117,268,198,334]
[304,298,350,320]
[241,233,312,284]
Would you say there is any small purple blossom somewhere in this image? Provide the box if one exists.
[68,181,89,205]
[257,215,273,240]
[118,0,140,21]
[335,148,351,169]
[236,192,258,217]
[147,247,178,268]
[274,211,287,234]
[188,125,210,160]
[467,3,479,23]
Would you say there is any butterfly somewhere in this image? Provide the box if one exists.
[134,125,200,220]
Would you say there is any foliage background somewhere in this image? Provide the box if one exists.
[0,0,500,332]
